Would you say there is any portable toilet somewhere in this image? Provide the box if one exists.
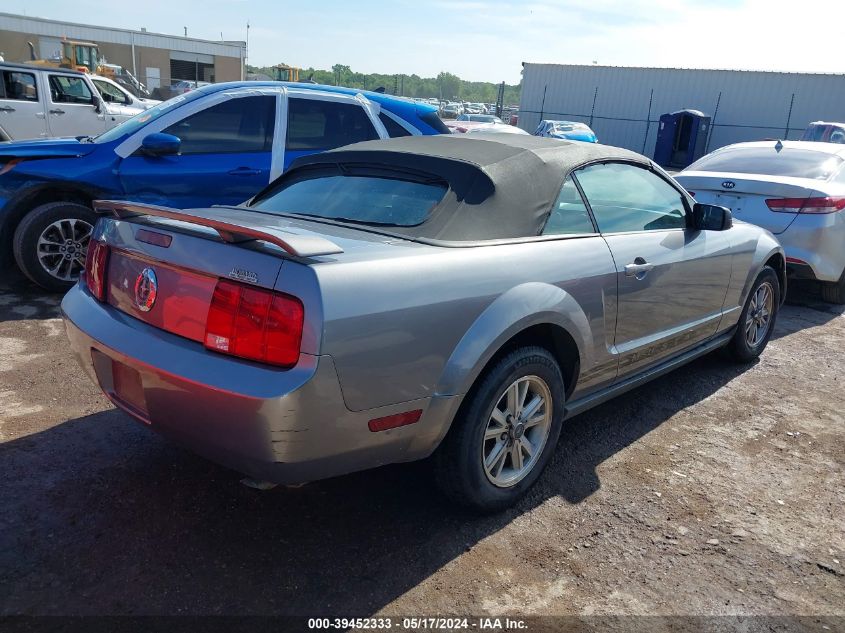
[653,109,711,169]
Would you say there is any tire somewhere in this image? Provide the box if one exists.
[821,269,845,305]
[13,201,96,293]
[727,266,780,363]
[433,346,565,513]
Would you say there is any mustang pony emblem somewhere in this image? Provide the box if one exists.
[134,268,158,312]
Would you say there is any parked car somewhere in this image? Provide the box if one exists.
[801,121,845,144]
[445,120,529,135]
[535,119,598,143]
[457,113,504,124]
[441,103,463,118]
[0,81,448,291]
[63,134,784,512]
[90,75,160,113]
[676,140,845,303]
[0,61,141,142]
[171,80,212,95]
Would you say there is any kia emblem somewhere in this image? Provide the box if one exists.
[722,180,736,189]
[134,267,158,313]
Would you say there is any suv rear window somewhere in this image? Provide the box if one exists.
[687,147,844,180]
[251,172,446,227]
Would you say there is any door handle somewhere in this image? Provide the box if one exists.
[228,167,261,176]
[49,108,65,115]
[625,258,655,278]
[0,106,15,113]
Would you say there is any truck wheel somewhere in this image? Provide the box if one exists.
[434,346,565,513]
[13,201,97,293]
[727,266,780,363]
[820,270,845,304]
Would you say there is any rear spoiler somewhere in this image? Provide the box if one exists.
[93,200,344,258]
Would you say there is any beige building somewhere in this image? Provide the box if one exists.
[0,12,245,97]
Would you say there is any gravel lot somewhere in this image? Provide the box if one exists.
[1,270,843,621]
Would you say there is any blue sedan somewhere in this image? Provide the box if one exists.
[0,81,448,291]
[534,120,598,143]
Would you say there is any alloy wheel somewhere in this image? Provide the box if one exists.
[36,218,93,281]
[482,375,553,488]
[745,281,774,347]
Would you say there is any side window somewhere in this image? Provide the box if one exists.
[1,71,38,101]
[574,163,688,233]
[379,112,412,138]
[542,176,595,235]
[48,75,94,105]
[162,95,275,155]
[286,98,379,150]
[93,79,128,105]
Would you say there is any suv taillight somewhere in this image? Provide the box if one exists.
[204,280,304,368]
[84,239,110,301]
[766,196,845,214]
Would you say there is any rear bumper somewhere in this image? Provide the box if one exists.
[779,214,845,283]
[62,283,459,484]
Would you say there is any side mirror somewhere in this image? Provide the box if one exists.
[140,133,181,157]
[92,94,102,114]
[692,203,732,231]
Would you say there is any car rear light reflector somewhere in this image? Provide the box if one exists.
[368,409,423,433]
[84,239,110,301]
[766,197,845,214]
[204,279,304,368]
[785,256,809,265]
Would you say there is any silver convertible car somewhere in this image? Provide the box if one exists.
[62,134,785,512]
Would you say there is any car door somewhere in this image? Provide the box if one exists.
[117,93,277,208]
[280,93,383,176]
[0,68,46,140]
[573,161,733,376]
[91,77,138,128]
[45,73,106,138]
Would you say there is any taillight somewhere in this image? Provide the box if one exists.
[84,239,109,301]
[204,279,304,368]
[766,197,845,214]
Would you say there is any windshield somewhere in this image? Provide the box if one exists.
[250,173,447,227]
[687,147,844,180]
[94,91,205,144]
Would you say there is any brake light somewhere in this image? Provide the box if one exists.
[766,197,845,214]
[204,279,304,368]
[84,239,109,301]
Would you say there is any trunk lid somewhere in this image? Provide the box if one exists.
[675,171,830,234]
[93,201,425,354]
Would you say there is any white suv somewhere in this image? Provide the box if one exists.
[0,62,145,141]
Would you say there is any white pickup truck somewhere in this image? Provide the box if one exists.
[0,61,151,141]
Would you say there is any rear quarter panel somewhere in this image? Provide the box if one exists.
[314,236,619,412]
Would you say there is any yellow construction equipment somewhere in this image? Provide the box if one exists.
[271,64,301,82]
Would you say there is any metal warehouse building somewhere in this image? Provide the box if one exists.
[519,63,845,161]
[0,12,245,96]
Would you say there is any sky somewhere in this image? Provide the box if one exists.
[8,0,845,84]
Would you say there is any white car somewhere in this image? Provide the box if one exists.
[676,140,845,303]
[0,61,140,141]
[90,75,160,115]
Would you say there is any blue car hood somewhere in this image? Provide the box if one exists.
[0,137,99,159]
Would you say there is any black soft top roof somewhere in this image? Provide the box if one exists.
[277,134,650,242]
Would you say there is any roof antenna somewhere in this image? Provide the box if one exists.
[774,139,784,152]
